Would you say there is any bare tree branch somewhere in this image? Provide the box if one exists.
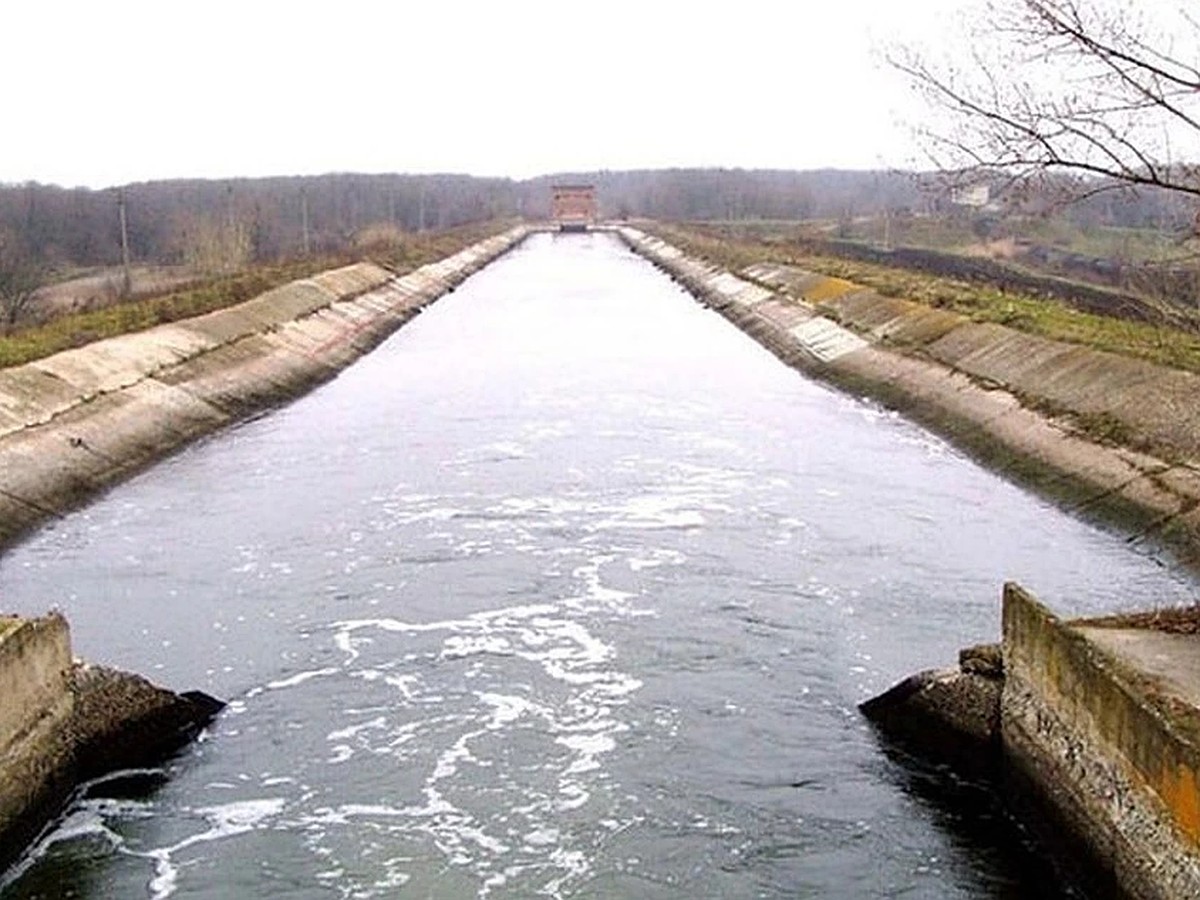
[893,0,1200,202]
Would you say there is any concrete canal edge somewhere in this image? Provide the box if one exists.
[0,225,531,552]
[613,227,1200,897]
[0,225,531,872]
[1001,584,1200,898]
[616,226,1200,566]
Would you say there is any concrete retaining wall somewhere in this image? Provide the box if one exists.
[1002,584,1200,899]
[0,613,223,871]
[0,614,75,864]
[0,226,530,550]
[618,227,1200,562]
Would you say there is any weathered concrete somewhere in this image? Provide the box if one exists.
[1002,585,1200,900]
[0,227,530,551]
[69,662,224,783]
[860,661,1001,778]
[864,586,1200,900]
[0,614,74,865]
[0,614,221,871]
[618,227,1200,563]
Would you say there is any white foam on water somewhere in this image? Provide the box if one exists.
[443,634,513,659]
[265,666,339,690]
[556,732,619,776]
[524,827,560,847]
[137,798,286,899]
[327,715,387,743]
[46,532,667,898]
[487,441,527,458]
[0,804,128,891]
[311,554,646,895]
[594,497,707,531]
[628,547,687,571]
[352,668,423,700]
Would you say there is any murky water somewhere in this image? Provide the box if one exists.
[1,233,1196,898]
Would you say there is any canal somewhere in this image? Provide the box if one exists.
[1,232,1196,898]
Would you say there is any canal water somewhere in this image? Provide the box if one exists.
[1,232,1196,898]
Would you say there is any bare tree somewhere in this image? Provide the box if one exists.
[893,0,1200,205]
[0,230,44,332]
[175,214,254,276]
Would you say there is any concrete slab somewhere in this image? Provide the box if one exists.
[790,317,868,362]
[755,299,813,330]
[1079,627,1200,710]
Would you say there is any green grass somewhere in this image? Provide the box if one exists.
[0,222,513,370]
[0,259,342,368]
[650,222,1200,376]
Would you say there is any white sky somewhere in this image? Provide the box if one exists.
[3,0,974,188]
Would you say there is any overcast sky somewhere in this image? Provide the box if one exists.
[4,0,974,188]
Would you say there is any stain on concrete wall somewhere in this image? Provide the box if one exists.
[1003,584,1200,899]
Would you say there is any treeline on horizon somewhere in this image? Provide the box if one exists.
[0,168,1192,271]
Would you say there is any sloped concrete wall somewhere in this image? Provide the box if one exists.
[812,289,1200,461]
[618,227,1200,562]
[0,227,530,550]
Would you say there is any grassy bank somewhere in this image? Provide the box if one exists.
[650,222,1200,376]
[0,222,512,370]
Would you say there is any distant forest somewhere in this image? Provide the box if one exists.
[0,169,1192,271]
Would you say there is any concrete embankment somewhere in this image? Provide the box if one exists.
[618,227,1200,897]
[0,613,222,871]
[0,226,530,550]
[618,227,1200,563]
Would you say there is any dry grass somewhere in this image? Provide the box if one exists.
[0,222,513,370]
[651,222,1200,376]
[1080,607,1200,634]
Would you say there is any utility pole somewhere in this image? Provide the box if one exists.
[418,182,427,233]
[225,183,236,234]
[300,187,311,256]
[117,188,132,297]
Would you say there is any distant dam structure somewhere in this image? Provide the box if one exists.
[550,183,596,232]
